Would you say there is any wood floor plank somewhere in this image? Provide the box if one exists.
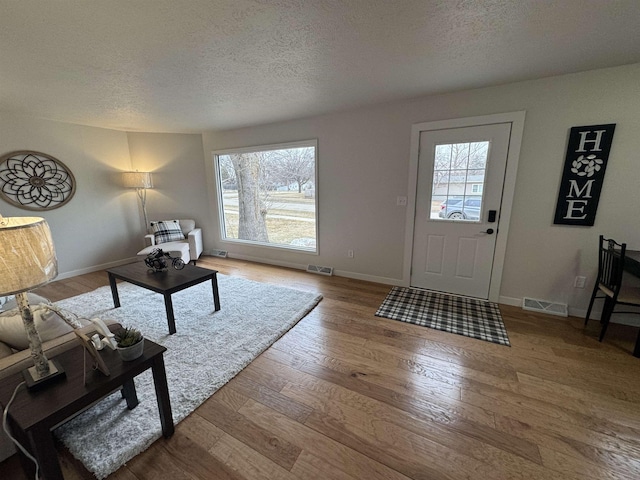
[461,379,640,444]
[57,447,97,480]
[175,413,225,451]
[242,360,290,392]
[264,351,548,469]
[280,375,542,465]
[238,399,413,480]
[304,406,580,480]
[124,439,196,480]
[274,326,465,402]
[197,397,302,470]
[314,312,528,376]
[227,374,313,423]
[1,256,639,480]
[515,372,640,428]
[160,429,246,480]
[208,433,299,480]
[108,467,140,480]
[264,341,497,428]
[211,382,251,412]
[539,444,639,480]
[290,450,361,480]
[302,313,522,383]
[495,413,640,479]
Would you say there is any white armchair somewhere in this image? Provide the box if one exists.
[137,219,203,265]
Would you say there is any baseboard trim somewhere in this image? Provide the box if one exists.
[55,257,640,327]
[56,257,139,281]
[221,252,307,272]
[331,269,401,286]
[220,252,402,286]
[498,295,522,307]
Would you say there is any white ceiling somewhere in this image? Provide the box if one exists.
[1,0,639,133]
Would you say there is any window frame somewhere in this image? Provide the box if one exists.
[212,139,319,255]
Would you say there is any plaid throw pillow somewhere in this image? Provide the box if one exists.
[151,220,185,244]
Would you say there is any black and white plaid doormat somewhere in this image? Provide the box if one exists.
[375,287,510,346]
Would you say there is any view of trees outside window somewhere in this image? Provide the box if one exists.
[431,141,488,221]
[215,142,317,251]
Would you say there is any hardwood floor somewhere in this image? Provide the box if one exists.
[2,256,640,479]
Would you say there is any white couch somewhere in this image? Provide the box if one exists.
[137,218,203,265]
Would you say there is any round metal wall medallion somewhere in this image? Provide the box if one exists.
[0,151,76,210]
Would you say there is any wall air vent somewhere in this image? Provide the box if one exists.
[211,249,228,258]
[306,264,334,276]
[522,297,568,317]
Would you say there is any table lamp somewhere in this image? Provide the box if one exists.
[122,171,153,231]
[0,215,65,388]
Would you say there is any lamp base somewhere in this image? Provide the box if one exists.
[22,359,66,390]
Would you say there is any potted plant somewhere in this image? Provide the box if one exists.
[114,327,144,361]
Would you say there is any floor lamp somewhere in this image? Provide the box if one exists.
[0,216,65,388]
[122,171,153,232]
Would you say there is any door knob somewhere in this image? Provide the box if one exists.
[482,228,494,234]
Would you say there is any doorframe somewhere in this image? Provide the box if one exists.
[402,111,526,303]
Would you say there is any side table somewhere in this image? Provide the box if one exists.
[0,337,174,480]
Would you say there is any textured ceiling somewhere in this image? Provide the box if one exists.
[1,0,639,133]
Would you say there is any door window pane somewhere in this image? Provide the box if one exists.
[430,141,489,221]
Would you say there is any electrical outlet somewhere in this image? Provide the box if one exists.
[574,276,587,288]
[347,249,354,258]
[397,196,407,206]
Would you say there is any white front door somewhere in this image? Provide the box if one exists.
[410,123,512,299]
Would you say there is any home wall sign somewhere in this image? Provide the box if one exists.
[0,151,76,210]
[553,124,616,226]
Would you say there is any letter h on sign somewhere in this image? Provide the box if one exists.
[553,124,616,226]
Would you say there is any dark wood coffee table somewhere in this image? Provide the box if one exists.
[0,335,173,480]
[107,262,220,334]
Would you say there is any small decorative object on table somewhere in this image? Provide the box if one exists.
[75,330,110,380]
[89,317,118,350]
[144,248,185,273]
[114,326,145,361]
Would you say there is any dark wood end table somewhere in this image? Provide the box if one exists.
[107,262,220,334]
[0,334,174,480]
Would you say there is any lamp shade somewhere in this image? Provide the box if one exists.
[0,217,58,296]
[122,171,153,189]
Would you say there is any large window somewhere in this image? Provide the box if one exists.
[213,140,317,252]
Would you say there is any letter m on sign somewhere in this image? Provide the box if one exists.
[553,124,615,226]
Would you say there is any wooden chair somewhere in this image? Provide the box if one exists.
[584,235,640,341]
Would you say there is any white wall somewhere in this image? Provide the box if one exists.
[201,63,640,314]
[0,115,141,278]
[126,132,210,238]
[3,64,638,316]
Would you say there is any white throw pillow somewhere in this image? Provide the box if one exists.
[0,308,75,350]
[151,220,185,244]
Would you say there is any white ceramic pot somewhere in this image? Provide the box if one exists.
[117,338,145,361]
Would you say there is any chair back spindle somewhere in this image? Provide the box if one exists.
[586,235,640,349]
[597,236,626,299]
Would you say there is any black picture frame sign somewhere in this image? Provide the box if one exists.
[553,124,616,226]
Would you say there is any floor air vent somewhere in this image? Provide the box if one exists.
[211,249,228,258]
[307,264,334,276]
[522,297,568,317]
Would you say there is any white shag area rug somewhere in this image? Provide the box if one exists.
[53,274,322,479]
